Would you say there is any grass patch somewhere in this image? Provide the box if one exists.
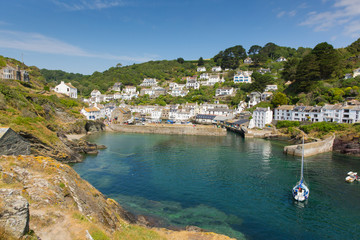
[114,224,166,240]
[89,228,110,240]
[72,212,88,222]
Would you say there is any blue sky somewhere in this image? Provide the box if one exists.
[0,0,360,74]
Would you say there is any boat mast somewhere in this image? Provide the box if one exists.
[301,136,304,181]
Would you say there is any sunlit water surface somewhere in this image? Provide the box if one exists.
[72,132,360,239]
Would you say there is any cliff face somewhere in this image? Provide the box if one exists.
[0,155,235,240]
[333,134,360,156]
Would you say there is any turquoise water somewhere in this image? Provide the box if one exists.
[72,132,360,239]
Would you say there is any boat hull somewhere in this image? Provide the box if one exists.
[292,182,309,202]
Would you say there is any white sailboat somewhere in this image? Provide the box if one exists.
[292,137,309,201]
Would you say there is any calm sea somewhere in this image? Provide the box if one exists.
[72,132,360,240]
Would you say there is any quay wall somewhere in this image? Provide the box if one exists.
[284,135,335,157]
[107,124,227,136]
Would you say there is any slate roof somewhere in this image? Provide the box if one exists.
[196,114,216,120]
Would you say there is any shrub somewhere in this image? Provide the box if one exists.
[276,120,300,128]
[300,122,348,134]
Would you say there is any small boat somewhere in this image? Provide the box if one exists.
[292,137,309,202]
[346,171,359,183]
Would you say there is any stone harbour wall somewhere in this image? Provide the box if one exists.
[107,124,227,136]
[284,135,335,157]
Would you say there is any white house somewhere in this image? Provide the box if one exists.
[353,68,360,78]
[186,78,200,90]
[265,85,278,91]
[204,74,223,86]
[170,87,188,97]
[215,87,234,96]
[276,57,287,62]
[140,78,158,87]
[199,73,209,80]
[248,92,261,107]
[273,105,294,120]
[123,86,137,94]
[233,71,252,83]
[91,89,101,98]
[261,92,273,101]
[249,107,273,129]
[244,57,253,64]
[257,68,271,74]
[54,81,77,98]
[212,66,222,72]
[197,66,206,72]
[81,106,101,120]
[236,101,247,114]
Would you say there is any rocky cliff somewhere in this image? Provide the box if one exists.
[0,155,234,240]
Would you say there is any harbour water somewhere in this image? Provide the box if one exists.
[72,132,360,239]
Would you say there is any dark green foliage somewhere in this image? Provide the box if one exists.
[271,92,289,107]
[346,37,360,55]
[214,45,247,69]
[294,53,321,92]
[248,45,262,55]
[40,69,84,83]
[177,58,185,64]
[198,57,204,66]
[276,120,300,128]
[282,58,300,82]
[300,122,348,134]
[312,42,340,79]
[250,72,275,92]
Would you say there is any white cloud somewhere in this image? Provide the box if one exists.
[300,0,360,36]
[0,30,157,62]
[277,10,296,18]
[52,0,127,11]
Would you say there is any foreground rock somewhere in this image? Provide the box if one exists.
[333,134,360,157]
[0,189,29,238]
[0,155,235,240]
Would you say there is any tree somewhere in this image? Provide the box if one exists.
[294,53,321,92]
[312,42,340,79]
[214,45,247,69]
[282,58,300,82]
[198,57,204,66]
[271,92,289,107]
[116,63,122,68]
[177,58,184,64]
[248,45,262,55]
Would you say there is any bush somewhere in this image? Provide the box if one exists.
[300,122,347,134]
[276,120,300,128]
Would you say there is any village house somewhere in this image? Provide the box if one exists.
[195,114,216,124]
[140,78,158,87]
[261,92,273,101]
[110,82,122,92]
[54,81,77,98]
[113,92,122,100]
[123,86,137,94]
[264,85,278,91]
[248,92,261,107]
[212,66,222,72]
[276,56,287,62]
[186,77,200,90]
[353,68,360,78]
[81,106,101,120]
[215,87,234,96]
[204,74,224,86]
[170,87,188,97]
[233,71,252,83]
[199,73,210,80]
[197,66,206,72]
[274,105,294,121]
[206,108,233,116]
[236,101,247,114]
[244,57,253,64]
[110,107,132,123]
[257,68,271,74]
[249,107,273,129]
[0,65,30,82]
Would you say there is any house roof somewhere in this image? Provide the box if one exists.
[0,127,10,139]
[64,82,76,89]
[276,105,294,110]
[84,107,100,112]
[196,114,216,120]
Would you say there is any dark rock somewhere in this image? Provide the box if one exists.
[0,128,31,156]
[185,225,206,232]
[85,120,105,133]
[0,189,30,238]
[333,136,360,156]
